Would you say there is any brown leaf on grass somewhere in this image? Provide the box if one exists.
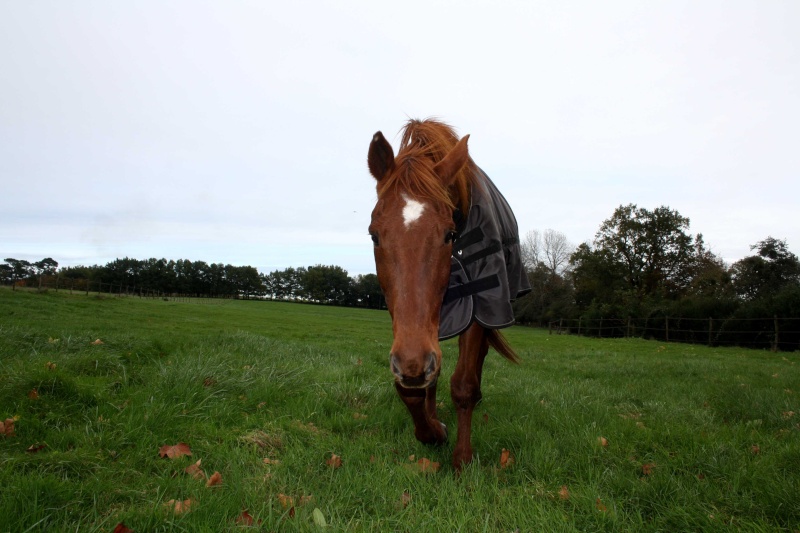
[598,436,609,448]
[326,453,343,468]
[26,443,47,453]
[91,339,104,345]
[277,493,313,510]
[558,485,570,500]
[595,498,607,512]
[401,491,412,508]
[235,509,261,526]
[782,411,795,419]
[185,459,206,480]
[206,471,222,487]
[751,444,761,455]
[159,442,192,459]
[641,463,655,476]
[262,457,280,465]
[28,388,39,400]
[414,457,441,473]
[482,413,489,423]
[356,358,362,366]
[45,361,56,370]
[164,498,193,514]
[1,418,15,437]
[352,412,367,420]
[112,523,134,533]
[202,377,217,387]
[500,448,515,469]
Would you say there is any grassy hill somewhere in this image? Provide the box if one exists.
[1,288,798,531]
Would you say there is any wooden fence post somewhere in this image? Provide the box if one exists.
[708,317,713,346]
[577,317,582,336]
[627,316,631,338]
[773,315,779,352]
[559,318,563,335]
[599,317,603,338]
[665,316,669,342]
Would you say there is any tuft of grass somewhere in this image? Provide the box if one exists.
[0,287,798,531]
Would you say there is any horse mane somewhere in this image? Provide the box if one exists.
[376,118,476,215]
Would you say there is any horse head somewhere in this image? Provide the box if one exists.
[367,128,471,389]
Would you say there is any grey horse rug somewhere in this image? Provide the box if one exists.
[438,168,532,340]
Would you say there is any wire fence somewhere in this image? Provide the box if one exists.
[548,315,800,352]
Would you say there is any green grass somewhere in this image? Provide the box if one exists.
[1,287,798,532]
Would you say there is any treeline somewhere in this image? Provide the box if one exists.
[513,204,800,350]
[0,257,384,309]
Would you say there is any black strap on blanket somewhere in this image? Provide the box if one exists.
[442,274,501,305]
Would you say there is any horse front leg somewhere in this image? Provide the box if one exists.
[395,381,448,445]
[450,322,489,471]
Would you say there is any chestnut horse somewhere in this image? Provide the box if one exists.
[367,119,529,471]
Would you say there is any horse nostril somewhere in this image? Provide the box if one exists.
[390,354,402,380]
[424,352,438,379]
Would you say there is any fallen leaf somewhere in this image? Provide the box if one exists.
[206,471,222,487]
[263,457,280,465]
[598,436,609,448]
[202,377,217,387]
[28,388,39,400]
[235,510,260,526]
[416,457,440,473]
[26,443,47,453]
[91,339,104,345]
[45,361,56,370]
[312,508,327,527]
[751,444,761,455]
[595,498,607,512]
[1,418,15,437]
[782,411,795,419]
[159,442,192,459]
[48,337,60,344]
[401,491,412,508]
[326,454,343,469]
[112,523,134,533]
[641,463,655,476]
[353,412,367,419]
[558,485,570,500]
[500,448,515,469]
[164,498,193,514]
[356,358,362,365]
[277,494,294,508]
[482,413,489,423]
[185,459,206,480]
[288,506,295,518]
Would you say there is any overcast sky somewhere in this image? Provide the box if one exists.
[2,1,798,276]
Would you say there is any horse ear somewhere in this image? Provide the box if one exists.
[433,134,470,185]
[368,131,395,182]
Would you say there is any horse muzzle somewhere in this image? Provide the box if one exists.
[390,351,439,388]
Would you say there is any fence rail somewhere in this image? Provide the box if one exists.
[548,315,800,352]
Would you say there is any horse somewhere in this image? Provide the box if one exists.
[367,118,531,471]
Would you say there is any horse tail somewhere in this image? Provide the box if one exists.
[486,329,520,364]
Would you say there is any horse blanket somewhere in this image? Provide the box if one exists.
[438,168,531,340]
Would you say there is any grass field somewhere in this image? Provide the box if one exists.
[1,288,798,532]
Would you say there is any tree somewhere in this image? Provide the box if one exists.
[731,237,800,300]
[521,229,575,275]
[4,258,32,291]
[592,204,698,300]
[32,257,58,289]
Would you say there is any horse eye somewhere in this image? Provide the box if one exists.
[370,233,380,246]
[445,231,457,244]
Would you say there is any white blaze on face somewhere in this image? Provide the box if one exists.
[401,194,426,229]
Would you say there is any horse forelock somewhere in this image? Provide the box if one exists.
[376,119,474,215]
